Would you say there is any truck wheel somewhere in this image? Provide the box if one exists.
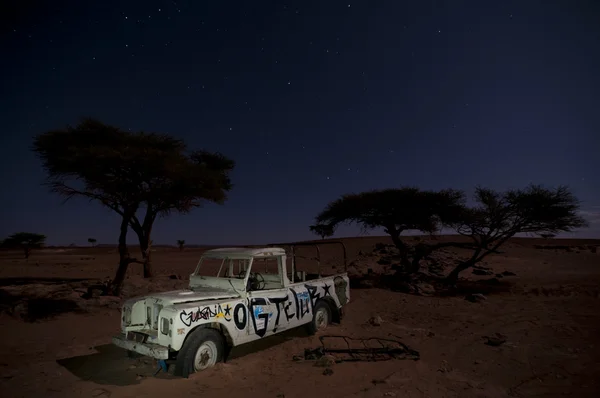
[306,300,331,335]
[174,328,225,378]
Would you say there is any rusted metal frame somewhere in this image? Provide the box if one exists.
[268,241,348,277]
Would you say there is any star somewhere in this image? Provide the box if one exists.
[323,284,331,296]
[224,304,231,316]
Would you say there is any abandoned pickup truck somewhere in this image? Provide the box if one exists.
[112,242,350,377]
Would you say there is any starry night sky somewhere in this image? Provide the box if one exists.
[1,0,599,246]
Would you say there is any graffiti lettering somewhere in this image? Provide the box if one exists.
[249,298,269,337]
[268,296,287,333]
[290,288,300,320]
[179,303,233,327]
[305,284,320,310]
[180,308,207,327]
[233,302,247,330]
[297,293,310,319]
[246,282,340,337]
[253,289,313,334]
[214,304,232,321]
[284,300,296,321]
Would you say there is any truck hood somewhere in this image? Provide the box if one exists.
[130,287,241,307]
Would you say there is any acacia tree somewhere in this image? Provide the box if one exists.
[311,187,468,273]
[33,118,235,295]
[88,238,97,246]
[3,232,47,259]
[309,224,334,240]
[446,185,587,282]
[177,240,185,251]
[127,149,234,275]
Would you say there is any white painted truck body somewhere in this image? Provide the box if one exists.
[112,247,350,363]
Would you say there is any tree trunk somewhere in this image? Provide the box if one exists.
[130,210,156,279]
[445,236,512,284]
[138,232,153,278]
[24,247,30,259]
[410,241,472,275]
[445,260,474,284]
[110,215,132,296]
[409,244,429,274]
[388,231,412,270]
[445,246,482,284]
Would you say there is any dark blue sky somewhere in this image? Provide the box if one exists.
[1,0,599,245]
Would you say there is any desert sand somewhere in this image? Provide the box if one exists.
[1,236,599,398]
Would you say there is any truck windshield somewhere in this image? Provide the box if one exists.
[194,256,250,278]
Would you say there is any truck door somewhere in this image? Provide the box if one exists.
[245,255,290,338]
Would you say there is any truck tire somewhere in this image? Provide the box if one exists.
[174,328,225,378]
[306,300,332,335]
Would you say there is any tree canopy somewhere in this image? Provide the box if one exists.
[2,232,47,259]
[314,187,465,235]
[445,184,587,281]
[312,187,466,270]
[309,224,334,239]
[312,185,587,281]
[32,118,235,294]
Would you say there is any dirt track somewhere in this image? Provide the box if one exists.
[1,236,599,397]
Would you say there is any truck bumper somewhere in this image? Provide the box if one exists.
[112,334,170,360]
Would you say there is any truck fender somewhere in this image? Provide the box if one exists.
[317,296,341,324]
[179,322,234,354]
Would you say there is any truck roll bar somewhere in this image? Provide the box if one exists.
[267,240,348,280]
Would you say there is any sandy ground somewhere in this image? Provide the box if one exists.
[1,236,599,398]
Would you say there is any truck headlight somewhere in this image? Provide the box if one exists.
[161,317,170,335]
[123,307,132,326]
[146,306,152,326]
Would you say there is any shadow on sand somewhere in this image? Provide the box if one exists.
[56,326,311,386]
[0,289,87,322]
[57,344,159,386]
[0,277,91,287]
[350,272,514,297]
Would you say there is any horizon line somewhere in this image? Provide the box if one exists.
[16,233,600,248]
